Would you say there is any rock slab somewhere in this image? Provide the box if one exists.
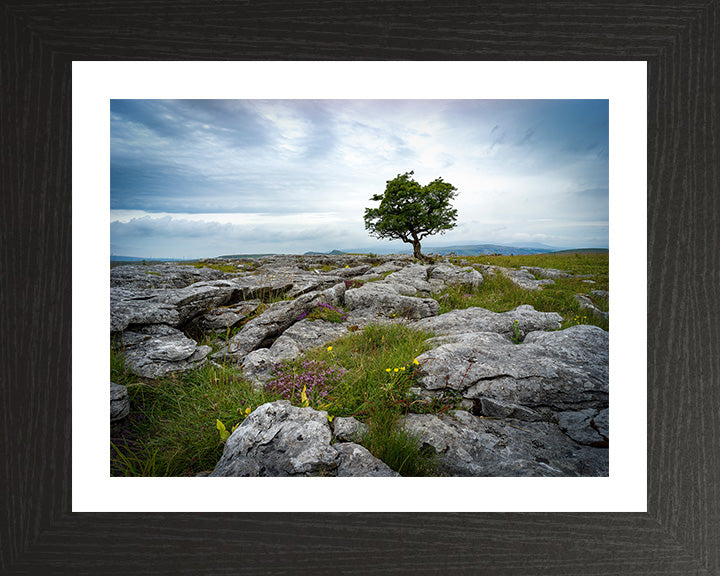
[210,401,397,477]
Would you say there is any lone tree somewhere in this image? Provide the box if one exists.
[364,171,459,260]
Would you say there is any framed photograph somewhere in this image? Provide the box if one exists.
[76,62,640,512]
[3,2,718,573]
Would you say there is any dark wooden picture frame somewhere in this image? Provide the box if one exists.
[2,2,718,574]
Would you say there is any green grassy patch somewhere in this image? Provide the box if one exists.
[180,261,239,273]
[302,302,349,323]
[435,252,609,331]
[111,362,283,477]
[469,251,608,279]
[111,347,136,388]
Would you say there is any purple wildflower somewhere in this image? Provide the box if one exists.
[264,359,347,405]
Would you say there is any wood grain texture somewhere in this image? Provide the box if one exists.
[1,1,718,574]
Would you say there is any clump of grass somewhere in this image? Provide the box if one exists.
[111,363,284,477]
[311,264,336,272]
[297,302,348,323]
[359,405,439,476]
[181,261,239,273]
[111,346,135,388]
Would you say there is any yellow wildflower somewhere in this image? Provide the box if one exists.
[301,385,309,407]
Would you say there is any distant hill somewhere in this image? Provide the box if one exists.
[339,243,557,256]
[216,253,278,259]
[303,250,346,256]
[427,244,551,256]
[549,248,609,255]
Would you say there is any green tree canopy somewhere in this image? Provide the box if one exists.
[364,171,459,260]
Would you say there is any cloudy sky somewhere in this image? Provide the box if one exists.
[110,99,609,258]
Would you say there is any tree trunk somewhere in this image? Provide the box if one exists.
[412,240,423,260]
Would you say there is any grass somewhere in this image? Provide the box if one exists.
[180,261,240,273]
[111,356,284,477]
[435,252,609,331]
[301,302,349,323]
[466,250,608,276]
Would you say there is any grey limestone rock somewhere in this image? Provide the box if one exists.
[401,411,608,476]
[416,325,608,417]
[575,293,609,319]
[240,341,301,385]
[334,442,400,477]
[119,324,211,378]
[556,408,609,446]
[345,282,439,320]
[188,299,262,333]
[474,265,555,291]
[276,318,349,352]
[210,401,399,477]
[327,264,372,278]
[500,267,555,290]
[110,263,229,289]
[110,288,181,332]
[521,266,573,279]
[210,401,340,477]
[332,416,369,442]
[110,381,130,421]
[214,283,346,363]
[370,261,406,274]
[241,319,350,385]
[428,263,483,294]
[411,304,561,339]
[383,264,434,296]
[111,279,252,333]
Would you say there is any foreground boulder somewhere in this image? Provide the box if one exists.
[401,411,607,476]
[210,401,397,477]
